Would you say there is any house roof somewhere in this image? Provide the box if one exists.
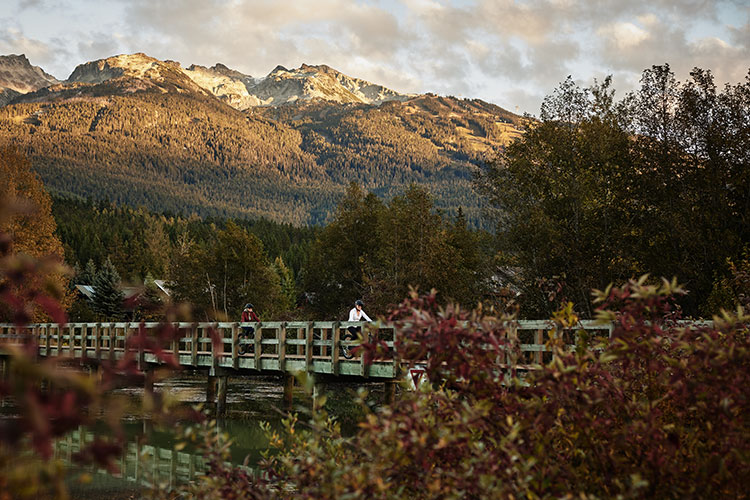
[74,281,170,300]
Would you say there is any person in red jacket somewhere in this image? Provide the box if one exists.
[239,303,260,355]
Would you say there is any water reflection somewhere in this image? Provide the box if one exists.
[59,371,388,498]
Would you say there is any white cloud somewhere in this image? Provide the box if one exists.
[598,22,650,50]
[1,0,747,114]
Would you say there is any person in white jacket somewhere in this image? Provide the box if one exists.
[348,299,372,322]
[342,300,371,359]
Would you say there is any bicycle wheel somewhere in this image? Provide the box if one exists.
[340,331,355,359]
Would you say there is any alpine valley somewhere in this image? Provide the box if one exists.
[0,53,525,226]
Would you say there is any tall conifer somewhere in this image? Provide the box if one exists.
[92,258,124,320]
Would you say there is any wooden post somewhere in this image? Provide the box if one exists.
[80,325,88,365]
[283,372,294,411]
[535,329,543,365]
[321,326,328,358]
[191,324,198,366]
[360,324,369,377]
[296,326,304,357]
[305,322,314,373]
[210,324,219,373]
[32,325,39,360]
[68,324,75,357]
[384,380,397,404]
[171,323,180,362]
[254,323,262,371]
[109,323,116,363]
[217,375,228,418]
[45,324,51,357]
[94,323,101,360]
[278,322,287,372]
[332,322,340,376]
[231,323,239,369]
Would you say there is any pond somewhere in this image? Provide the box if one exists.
[60,371,389,498]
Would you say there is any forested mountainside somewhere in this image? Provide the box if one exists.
[0,53,525,226]
[52,196,317,283]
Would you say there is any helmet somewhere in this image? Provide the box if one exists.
[355,300,364,307]
[244,303,253,309]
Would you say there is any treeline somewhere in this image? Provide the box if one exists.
[53,196,317,282]
[477,65,750,317]
[303,183,495,318]
[54,188,494,322]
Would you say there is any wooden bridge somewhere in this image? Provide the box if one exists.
[1,320,617,412]
[0,319,618,374]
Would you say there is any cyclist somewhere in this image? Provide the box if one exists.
[341,300,371,359]
[239,303,260,355]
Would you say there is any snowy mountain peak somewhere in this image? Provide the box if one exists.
[0,53,412,110]
[181,60,411,109]
[245,62,412,107]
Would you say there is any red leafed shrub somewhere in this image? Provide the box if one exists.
[0,201,195,499]
[184,278,750,500]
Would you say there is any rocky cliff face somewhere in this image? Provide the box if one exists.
[64,53,209,96]
[0,54,59,103]
[238,63,412,107]
[182,63,261,109]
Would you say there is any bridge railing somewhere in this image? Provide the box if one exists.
[0,319,712,378]
[0,321,399,378]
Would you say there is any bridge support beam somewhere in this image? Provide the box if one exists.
[206,375,217,410]
[217,376,228,418]
[384,379,397,404]
[283,372,294,411]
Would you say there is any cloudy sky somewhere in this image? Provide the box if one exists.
[2,0,749,114]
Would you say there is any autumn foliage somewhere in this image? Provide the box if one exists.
[176,280,750,499]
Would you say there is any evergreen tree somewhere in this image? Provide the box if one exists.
[92,258,124,320]
[78,259,97,285]
[273,256,297,314]
[137,272,164,321]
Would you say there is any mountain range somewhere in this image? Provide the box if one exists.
[0,53,525,226]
